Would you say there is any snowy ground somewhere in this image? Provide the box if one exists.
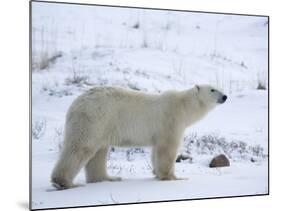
[31,2,268,210]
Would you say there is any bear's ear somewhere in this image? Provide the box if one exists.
[195,85,200,92]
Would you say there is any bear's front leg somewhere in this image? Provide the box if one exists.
[153,144,180,180]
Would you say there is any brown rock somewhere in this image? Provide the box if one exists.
[209,154,230,168]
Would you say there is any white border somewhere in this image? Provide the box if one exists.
[1,0,279,211]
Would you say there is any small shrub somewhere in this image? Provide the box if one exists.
[32,119,46,140]
[132,22,140,29]
[257,80,266,90]
[97,77,108,86]
[32,51,63,71]
[240,61,248,69]
[53,127,63,152]
[134,70,150,79]
[141,38,148,48]
[49,89,72,97]
[41,83,72,97]
[38,52,50,70]
[183,133,267,162]
[256,71,267,90]
[126,150,134,161]
[65,71,91,87]
[126,148,145,161]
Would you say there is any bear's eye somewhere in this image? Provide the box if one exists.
[210,89,215,92]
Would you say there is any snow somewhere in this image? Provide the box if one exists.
[32,160,267,209]
[31,1,268,210]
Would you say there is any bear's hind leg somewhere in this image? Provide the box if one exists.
[85,147,121,183]
[51,147,94,189]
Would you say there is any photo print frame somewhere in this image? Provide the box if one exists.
[30,1,269,210]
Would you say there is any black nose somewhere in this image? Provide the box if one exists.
[222,95,227,102]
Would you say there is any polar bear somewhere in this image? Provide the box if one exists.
[51,85,227,189]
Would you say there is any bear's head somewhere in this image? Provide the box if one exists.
[195,84,227,106]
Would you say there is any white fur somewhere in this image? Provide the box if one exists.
[51,85,226,189]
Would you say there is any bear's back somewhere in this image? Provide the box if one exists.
[85,86,160,104]
[66,87,161,121]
